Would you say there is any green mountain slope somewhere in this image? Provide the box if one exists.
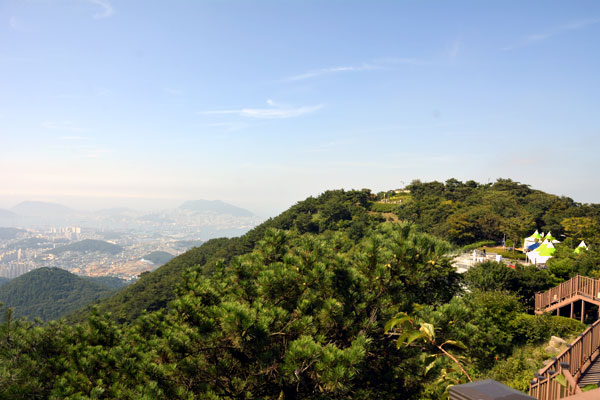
[141,251,174,265]
[0,268,118,320]
[70,189,373,323]
[83,276,130,290]
[0,277,10,287]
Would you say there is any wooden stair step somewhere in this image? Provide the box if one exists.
[579,357,600,387]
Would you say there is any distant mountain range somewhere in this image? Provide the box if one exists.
[11,201,77,218]
[179,200,254,217]
[0,267,128,320]
[0,209,19,225]
[0,227,25,240]
[0,199,261,243]
[5,199,254,217]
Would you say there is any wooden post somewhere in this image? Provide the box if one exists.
[581,300,586,324]
[559,284,562,301]
[571,302,574,319]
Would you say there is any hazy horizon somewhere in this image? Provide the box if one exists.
[0,176,598,218]
[2,1,599,216]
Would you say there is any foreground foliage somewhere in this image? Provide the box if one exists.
[0,186,595,399]
[1,223,463,399]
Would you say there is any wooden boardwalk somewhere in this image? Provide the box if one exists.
[579,356,600,388]
[530,276,600,399]
[536,276,600,318]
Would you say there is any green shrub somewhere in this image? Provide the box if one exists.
[494,249,527,260]
[510,314,585,345]
[369,202,399,213]
[462,240,496,251]
[484,344,552,392]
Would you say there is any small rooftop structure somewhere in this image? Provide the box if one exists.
[449,379,535,400]
[574,240,588,255]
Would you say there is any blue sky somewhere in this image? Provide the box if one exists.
[1,0,599,215]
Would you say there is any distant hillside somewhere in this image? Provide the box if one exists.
[7,237,51,250]
[0,209,17,217]
[0,213,19,226]
[137,214,174,223]
[0,277,10,287]
[95,207,140,218]
[174,239,204,251]
[142,251,174,266]
[48,239,123,255]
[83,275,130,290]
[0,227,25,240]
[179,199,254,217]
[0,268,116,320]
[11,201,76,217]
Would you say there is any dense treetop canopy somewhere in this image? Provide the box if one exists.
[0,268,119,320]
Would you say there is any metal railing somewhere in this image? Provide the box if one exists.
[535,276,600,312]
[529,319,600,399]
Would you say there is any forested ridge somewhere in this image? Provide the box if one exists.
[378,178,600,246]
[1,180,600,399]
[0,268,123,321]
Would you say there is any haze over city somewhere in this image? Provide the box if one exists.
[2,0,599,216]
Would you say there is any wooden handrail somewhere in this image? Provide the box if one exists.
[563,370,582,395]
[535,275,600,312]
[530,319,600,399]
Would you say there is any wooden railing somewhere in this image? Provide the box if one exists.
[535,275,600,312]
[530,319,600,399]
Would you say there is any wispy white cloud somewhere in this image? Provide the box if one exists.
[51,139,110,159]
[57,136,90,141]
[88,0,114,19]
[200,100,323,119]
[9,16,29,32]
[9,16,19,30]
[94,87,113,96]
[446,38,462,61]
[42,121,87,133]
[79,148,112,159]
[304,139,356,153]
[288,64,379,81]
[201,122,249,133]
[502,18,600,51]
[287,58,422,81]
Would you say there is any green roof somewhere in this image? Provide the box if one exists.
[574,241,587,254]
[538,244,555,257]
